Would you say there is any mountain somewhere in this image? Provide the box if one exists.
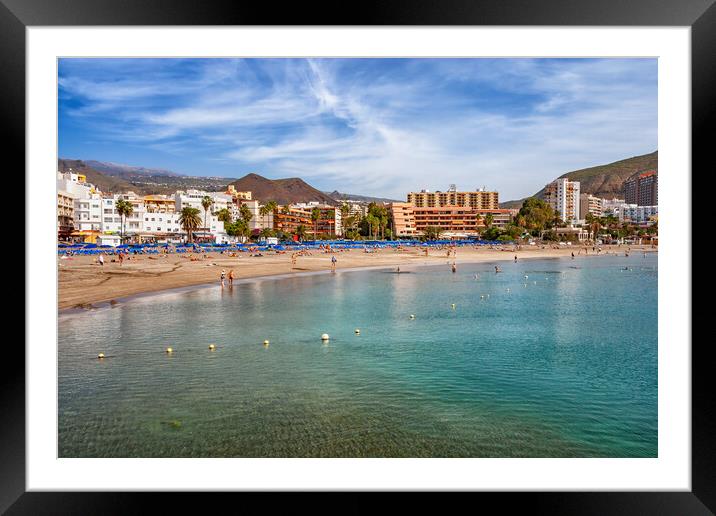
[58,159,139,194]
[324,190,401,204]
[229,173,339,205]
[500,151,658,209]
[58,159,237,194]
[85,160,184,177]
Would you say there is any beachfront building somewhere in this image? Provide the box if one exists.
[579,194,603,218]
[391,203,514,238]
[623,170,658,206]
[143,194,176,214]
[175,189,235,221]
[273,206,312,238]
[57,190,75,240]
[225,185,252,200]
[407,185,499,210]
[618,204,658,225]
[601,197,626,216]
[544,178,580,224]
[553,226,590,242]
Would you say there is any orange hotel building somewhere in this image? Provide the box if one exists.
[391,202,515,238]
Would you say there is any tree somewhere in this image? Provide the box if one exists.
[240,204,253,225]
[518,197,555,233]
[179,207,202,243]
[311,207,321,238]
[484,213,494,228]
[259,200,277,233]
[201,196,214,231]
[295,224,308,242]
[422,226,443,241]
[260,227,275,239]
[115,199,134,243]
[216,208,232,224]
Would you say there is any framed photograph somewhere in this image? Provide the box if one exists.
[7,0,709,512]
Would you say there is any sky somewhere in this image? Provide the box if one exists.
[58,58,657,201]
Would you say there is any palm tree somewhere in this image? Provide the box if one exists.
[295,224,307,242]
[311,207,321,239]
[240,204,253,225]
[115,199,134,243]
[259,200,278,232]
[179,207,202,243]
[201,196,214,232]
[216,208,232,224]
[484,213,494,228]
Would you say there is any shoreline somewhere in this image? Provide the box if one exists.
[58,245,656,313]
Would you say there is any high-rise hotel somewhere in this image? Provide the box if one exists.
[623,170,658,206]
[393,185,514,238]
[543,178,581,223]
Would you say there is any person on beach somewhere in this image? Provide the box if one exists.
[451,262,457,273]
[228,269,234,286]
[331,255,337,272]
[514,255,518,262]
[98,253,105,267]
[118,252,124,266]
[571,252,575,259]
[220,269,226,288]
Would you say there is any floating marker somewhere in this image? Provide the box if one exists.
[97,353,105,359]
[166,347,173,354]
[263,340,270,346]
[321,333,330,341]
[410,314,415,319]
[451,303,456,309]
[209,344,216,350]
[354,329,361,334]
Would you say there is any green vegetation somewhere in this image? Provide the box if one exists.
[178,207,201,242]
[115,199,134,243]
[201,196,214,231]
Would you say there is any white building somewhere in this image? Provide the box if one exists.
[618,204,658,224]
[544,178,580,224]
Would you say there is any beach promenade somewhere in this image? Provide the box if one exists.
[58,244,655,310]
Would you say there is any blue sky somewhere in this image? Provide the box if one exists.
[58,58,657,200]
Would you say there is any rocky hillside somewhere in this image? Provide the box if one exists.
[501,151,658,208]
[229,173,339,205]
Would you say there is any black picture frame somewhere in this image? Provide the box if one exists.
[5,0,709,513]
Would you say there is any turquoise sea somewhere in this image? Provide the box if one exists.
[58,254,657,457]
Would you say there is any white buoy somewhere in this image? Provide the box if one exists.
[354,329,361,334]
[209,344,216,350]
[263,340,269,346]
[97,353,105,359]
[524,275,529,279]
[321,333,330,341]
[165,347,173,354]
[410,314,415,319]
[451,303,456,309]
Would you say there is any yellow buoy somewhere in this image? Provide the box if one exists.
[209,344,216,350]
[166,347,173,353]
[97,353,105,359]
[321,333,330,341]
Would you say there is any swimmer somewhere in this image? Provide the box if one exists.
[451,262,457,273]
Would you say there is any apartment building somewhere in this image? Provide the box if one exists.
[623,170,658,206]
[407,185,499,210]
[579,194,603,218]
[543,178,580,223]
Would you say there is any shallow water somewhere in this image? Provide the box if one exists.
[58,254,657,457]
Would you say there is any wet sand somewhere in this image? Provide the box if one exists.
[58,244,655,310]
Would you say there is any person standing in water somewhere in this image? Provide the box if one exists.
[228,269,234,286]
[514,255,518,262]
[451,262,457,273]
[331,255,337,272]
[220,269,226,288]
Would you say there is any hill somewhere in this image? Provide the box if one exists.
[500,151,658,209]
[229,173,339,205]
[324,190,400,204]
[58,159,236,194]
[85,160,183,177]
[58,159,139,194]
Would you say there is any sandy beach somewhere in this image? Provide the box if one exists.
[58,244,655,310]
